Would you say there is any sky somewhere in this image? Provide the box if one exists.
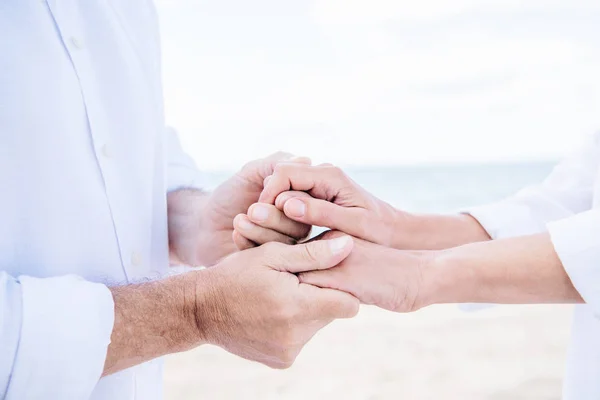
[155,0,600,170]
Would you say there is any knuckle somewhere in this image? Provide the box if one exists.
[273,163,288,175]
[240,159,259,174]
[354,210,370,238]
[263,175,272,188]
[282,349,298,366]
[276,353,296,370]
[314,203,333,227]
[302,243,320,264]
[262,241,286,260]
[272,151,292,160]
[346,300,360,317]
[273,342,300,368]
[272,360,293,370]
[329,165,344,178]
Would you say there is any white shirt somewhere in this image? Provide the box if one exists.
[0,1,202,399]
[469,132,600,400]
[2,2,599,400]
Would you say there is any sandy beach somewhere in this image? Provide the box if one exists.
[165,304,572,399]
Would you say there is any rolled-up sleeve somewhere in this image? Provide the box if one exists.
[467,132,600,239]
[1,273,114,399]
[548,210,600,315]
[462,133,600,311]
[166,126,206,192]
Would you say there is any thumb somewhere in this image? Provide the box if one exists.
[267,235,354,274]
[277,193,364,238]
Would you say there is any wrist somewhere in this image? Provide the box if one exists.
[420,245,484,307]
[161,271,208,351]
[389,209,418,250]
[391,211,491,251]
[187,267,230,347]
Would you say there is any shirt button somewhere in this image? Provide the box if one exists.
[70,36,84,49]
[131,252,142,267]
[101,144,113,159]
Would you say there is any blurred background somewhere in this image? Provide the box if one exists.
[156,0,600,398]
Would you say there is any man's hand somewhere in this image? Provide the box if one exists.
[235,163,490,251]
[197,234,359,368]
[168,152,312,267]
[296,231,428,313]
[105,234,359,375]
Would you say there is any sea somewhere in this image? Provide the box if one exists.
[200,161,556,214]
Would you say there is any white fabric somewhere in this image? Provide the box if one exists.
[0,1,203,399]
[468,132,600,400]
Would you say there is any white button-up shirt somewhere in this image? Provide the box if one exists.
[469,132,600,399]
[0,1,202,399]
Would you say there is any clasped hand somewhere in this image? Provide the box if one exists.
[233,162,429,313]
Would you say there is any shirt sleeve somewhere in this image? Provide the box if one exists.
[548,210,600,317]
[0,273,114,399]
[166,126,206,192]
[466,132,599,239]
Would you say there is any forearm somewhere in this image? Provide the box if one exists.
[423,233,583,306]
[393,211,491,250]
[103,272,202,376]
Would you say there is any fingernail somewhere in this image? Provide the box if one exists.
[250,205,269,222]
[237,217,255,231]
[285,198,306,218]
[263,175,272,187]
[329,236,352,255]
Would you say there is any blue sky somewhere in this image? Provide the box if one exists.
[156,0,600,170]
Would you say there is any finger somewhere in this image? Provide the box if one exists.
[298,269,345,292]
[247,203,311,240]
[265,154,312,175]
[264,152,312,165]
[299,284,360,320]
[258,164,348,204]
[232,229,256,251]
[234,214,297,246]
[274,191,313,211]
[265,235,354,274]
[242,153,312,183]
[260,152,312,166]
[262,157,312,188]
[280,195,368,239]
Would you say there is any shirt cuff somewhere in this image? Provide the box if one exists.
[466,200,548,239]
[548,209,600,318]
[8,275,114,399]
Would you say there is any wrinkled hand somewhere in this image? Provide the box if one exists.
[297,231,428,313]
[234,163,401,249]
[168,152,312,266]
[199,234,359,368]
